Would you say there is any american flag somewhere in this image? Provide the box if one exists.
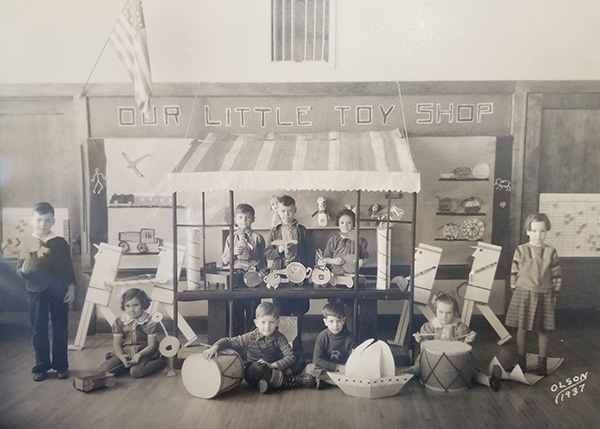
[110,0,153,115]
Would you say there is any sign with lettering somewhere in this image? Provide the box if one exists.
[88,92,512,137]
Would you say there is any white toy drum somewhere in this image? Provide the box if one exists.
[419,340,473,392]
[182,350,244,399]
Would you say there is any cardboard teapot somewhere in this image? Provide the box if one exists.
[264,262,313,289]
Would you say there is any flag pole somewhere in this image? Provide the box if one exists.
[78,1,129,99]
[184,82,202,139]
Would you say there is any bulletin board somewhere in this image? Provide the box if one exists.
[539,193,600,257]
[1,207,70,258]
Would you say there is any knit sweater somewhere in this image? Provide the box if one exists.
[214,328,295,371]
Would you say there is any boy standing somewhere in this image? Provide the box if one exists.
[265,195,313,353]
[17,202,76,381]
[201,302,315,393]
[309,302,356,389]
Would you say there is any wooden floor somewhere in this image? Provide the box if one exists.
[1,310,598,429]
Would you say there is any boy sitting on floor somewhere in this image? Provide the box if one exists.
[201,302,315,394]
[306,302,356,389]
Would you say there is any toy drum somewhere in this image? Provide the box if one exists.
[182,350,244,399]
[419,340,473,392]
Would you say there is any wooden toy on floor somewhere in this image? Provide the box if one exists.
[73,373,116,393]
[152,311,181,377]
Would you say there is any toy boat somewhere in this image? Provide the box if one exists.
[328,338,413,399]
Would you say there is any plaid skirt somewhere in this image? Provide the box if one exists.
[505,287,555,331]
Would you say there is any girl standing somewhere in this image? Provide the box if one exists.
[505,213,561,376]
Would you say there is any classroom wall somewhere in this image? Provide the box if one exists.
[2,2,599,315]
[1,0,599,84]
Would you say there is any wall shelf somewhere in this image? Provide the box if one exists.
[436,212,486,216]
[438,178,489,182]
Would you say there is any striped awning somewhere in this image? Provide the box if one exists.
[169,128,420,193]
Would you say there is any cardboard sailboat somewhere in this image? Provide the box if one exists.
[328,339,413,399]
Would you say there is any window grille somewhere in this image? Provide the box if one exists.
[271,0,335,67]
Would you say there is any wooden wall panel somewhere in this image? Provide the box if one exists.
[540,109,600,193]
[0,99,76,210]
[0,97,85,309]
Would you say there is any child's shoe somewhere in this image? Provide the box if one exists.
[531,356,547,376]
[57,370,69,380]
[489,365,502,392]
[282,374,316,389]
[33,372,47,382]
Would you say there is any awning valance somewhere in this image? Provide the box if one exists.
[169,128,420,193]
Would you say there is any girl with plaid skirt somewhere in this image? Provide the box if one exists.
[506,213,561,376]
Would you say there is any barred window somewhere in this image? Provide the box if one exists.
[271,0,335,67]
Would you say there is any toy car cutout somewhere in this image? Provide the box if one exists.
[118,228,162,253]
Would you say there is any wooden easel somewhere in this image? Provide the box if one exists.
[391,244,442,345]
[69,243,122,350]
[461,242,511,345]
[109,243,198,348]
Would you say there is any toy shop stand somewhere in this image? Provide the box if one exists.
[168,129,421,358]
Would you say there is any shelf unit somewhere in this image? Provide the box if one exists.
[435,176,489,241]
[170,190,417,350]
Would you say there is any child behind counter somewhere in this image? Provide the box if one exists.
[221,203,266,274]
[323,208,369,275]
[201,302,315,394]
[265,195,313,353]
[221,203,266,334]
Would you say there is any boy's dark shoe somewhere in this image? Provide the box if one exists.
[33,372,47,382]
[489,365,502,392]
[282,374,316,389]
[57,370,70,380]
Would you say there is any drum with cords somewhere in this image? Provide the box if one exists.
[419,340,473,392]
[182,350,244,399]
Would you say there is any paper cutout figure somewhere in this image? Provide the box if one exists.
[121,152,149,178]
[91,168,107,194]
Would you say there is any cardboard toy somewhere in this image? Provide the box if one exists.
[69,243,123,351]
[73,373,116,393]
[391,244,442,346]
[153,311,181,377]
[104,243,197,348]
[461,242,511,345]
[311,196,329,227]
[329,339,413,399]
[488,353,564,386]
